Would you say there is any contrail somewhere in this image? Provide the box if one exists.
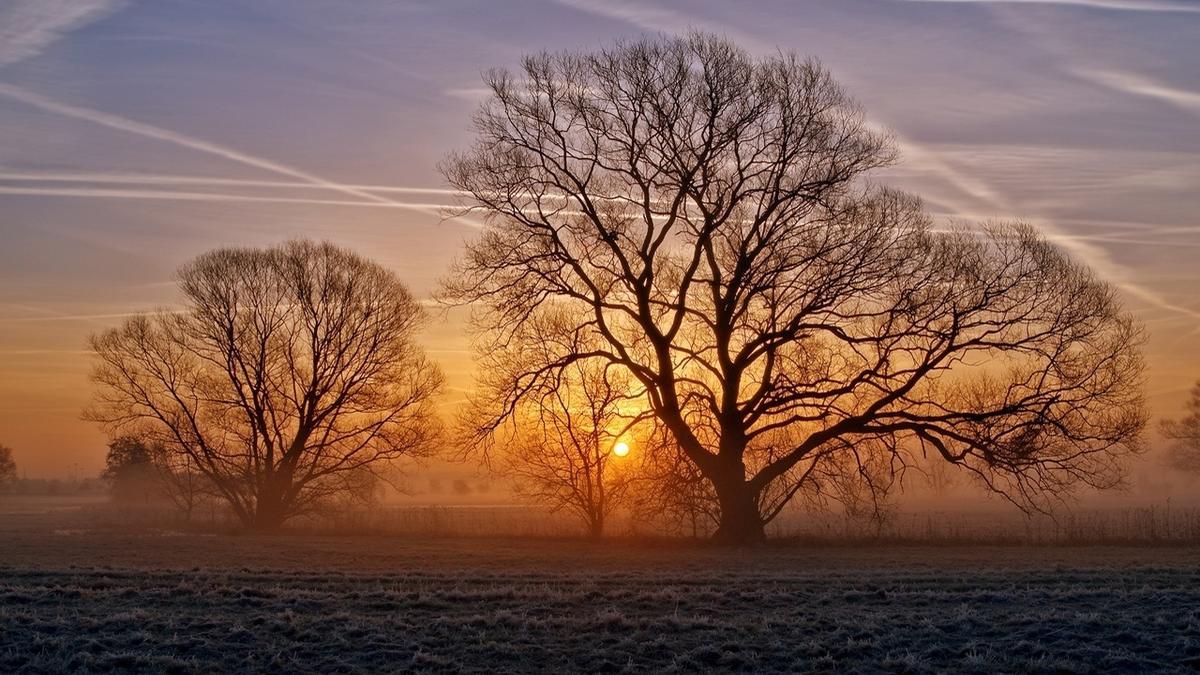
[0,170,467,196]
[0,83,407,207]
[0,311,169,323]
[0,185,599,224]
[0,0,125,68]
[1073,68,1200,114]
[0,170,665,210]
[897,0,1200,13]
[0,185,456,211]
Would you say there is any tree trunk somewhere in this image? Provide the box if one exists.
[710,469,766,546]
[249,500,287,531]
[249,482,289,531]
[587,515,605,539]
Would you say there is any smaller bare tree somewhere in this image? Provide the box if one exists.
[464,329,638,538]
[152,447,206,522]
[87,241,444,530]
[629,431,720,538]
[0,444,16,492]
[103,436,160,504]
[1162,381,1200,474]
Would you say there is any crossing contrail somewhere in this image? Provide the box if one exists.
[0,185,456,211]
[0,83,414,208]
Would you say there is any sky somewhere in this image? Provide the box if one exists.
[1,0,1198,481]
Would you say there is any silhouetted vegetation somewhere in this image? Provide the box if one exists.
[1162,380,1200,473]
[469,358,638,538]
[0,444,15,491]
[86,241,444,530]
[102,436,161,504]
[441,33,1146,544]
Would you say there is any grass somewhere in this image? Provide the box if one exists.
[23,493,1200,545]
[3,528,1200,672]
[4,496,1200,672]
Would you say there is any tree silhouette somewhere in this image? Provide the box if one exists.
[0,444,16,490]
[482,358,636,537]
[441,33,1146,544]
[1162,381,1200,474]
[103,436,161,504]
[461,312,642,537]
[87,241,443,530]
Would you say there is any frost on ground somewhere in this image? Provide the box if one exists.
[1,530,1199,673]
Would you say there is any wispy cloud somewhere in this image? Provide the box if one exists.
[897,0,1200,13]
[0,0,125,68]
[550,0,698,31]
[0,185,456,211]
[1073,68,1200,114]
[547,0,1199,325]
[0,83,427,210]
[0,311,156,323]
[0,170,464,196]
[906,133,1200,320]
[547,0,764,46]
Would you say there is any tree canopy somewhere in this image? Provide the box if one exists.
[441,33,1146,543]
[87,241,443,529]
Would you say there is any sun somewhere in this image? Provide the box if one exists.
[612,441,631,458]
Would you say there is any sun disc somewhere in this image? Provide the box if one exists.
[612,441,631,457]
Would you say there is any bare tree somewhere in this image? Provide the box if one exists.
[103,435,207,519]
[1162,381,1200,474]
[440,33,1146,544]
[0,444,16,491]
[628,429,720,538]
[87,241,444,530]
[103,436,160,504]
[152,445,206,522]
[464,312,639,537]
[503,362,636,537]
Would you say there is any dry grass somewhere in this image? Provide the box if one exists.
[3,498,1200,672]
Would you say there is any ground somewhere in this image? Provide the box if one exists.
[2,499,1200,672]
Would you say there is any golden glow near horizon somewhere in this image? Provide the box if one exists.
[612,441,631,458]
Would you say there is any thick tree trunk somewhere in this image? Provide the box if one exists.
[710,467,766,546]
[249,500,287,531]
[587,516,605,539]
[248,481,289,531]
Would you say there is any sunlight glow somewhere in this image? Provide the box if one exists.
[612,441,631,458]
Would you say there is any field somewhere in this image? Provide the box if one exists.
[3,499,1200,673]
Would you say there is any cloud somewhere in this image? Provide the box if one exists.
[897,0,1200,13]
[0,185,456,211]
[0,84,445,212]
[530,2,1200,326]
[903,134,1200,320]
[1072,68,1200,114]
[547,0,764,47]
[0,170,464,196]
[549,0,696,31]
[0,0,125,68]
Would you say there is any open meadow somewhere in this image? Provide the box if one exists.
[3,497,1200,673]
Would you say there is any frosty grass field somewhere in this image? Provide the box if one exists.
[3,501,1200,673]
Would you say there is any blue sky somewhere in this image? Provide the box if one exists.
[1,0,1198,476]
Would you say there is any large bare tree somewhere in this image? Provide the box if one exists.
[88,241,443,529]
[441,34,1146,544]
